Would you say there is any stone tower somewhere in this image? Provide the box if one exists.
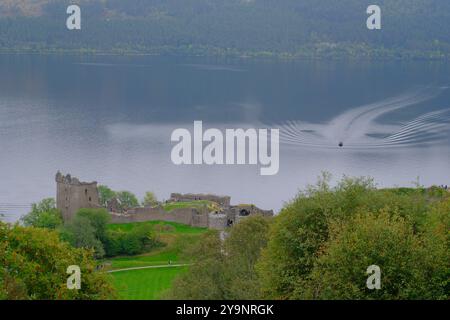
[56,171,100,221]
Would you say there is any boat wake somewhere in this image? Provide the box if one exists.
[275,86,450,150]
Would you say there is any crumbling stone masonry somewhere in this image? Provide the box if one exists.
[55,173,273,228]
[56,172,100,221]
[170,193,231,207]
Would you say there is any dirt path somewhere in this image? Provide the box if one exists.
[107,263,191,273]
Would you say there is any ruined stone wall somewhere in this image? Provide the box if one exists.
[54,173,273,228]
[208,213,227,230]
[219,205,274,228]
[110,206,209,228]
[56,172,100,221]
[191,210,210,227]
[170,193,231,207]
[227,205,274,218]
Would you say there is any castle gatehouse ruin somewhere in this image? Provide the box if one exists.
[56,172,273,229]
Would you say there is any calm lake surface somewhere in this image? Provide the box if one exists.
[1,54,449,221]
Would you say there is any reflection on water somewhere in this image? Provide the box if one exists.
[0,55,449,221]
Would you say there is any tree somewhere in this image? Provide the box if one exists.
[419,197,450,299]
[98,185,116,207]
[223,215,270,299]
[165,216,270,299]
[104,224,159,257]
[300,211,448,300]
[1,0,450,59]
[116,191,139,209]
[0,222,115,300]
[143,191,158,207]
[256,174,433,299]
[103,230,124,257]
[76,208,111,242]
[59,215,105,259]
[164,230,226,299]
[21,198,62,229]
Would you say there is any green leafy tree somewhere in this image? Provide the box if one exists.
[103,230,124,257]
[21,198,62,229]
[0,222,115,300]
[59,215,105,259]
[301,211,448,299]
[143,191,158,207]
[121,233,143,255]
[223,215,270,299]
[116,191,139,209]
[1,1,450,58]
[76,208,111,242]
[98,185,116,207]
[419,197,450,299]
[166,216,270,299]
[103,224,160,257]
[164,230,226,299]
[256,174,433,299]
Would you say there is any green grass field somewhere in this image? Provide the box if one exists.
[107,220,207,234]
[161,200,216,212]
[106,220,207,299]
[111,266,187,300]
[109,246,184,269]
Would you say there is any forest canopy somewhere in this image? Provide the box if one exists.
[0,0,449,58]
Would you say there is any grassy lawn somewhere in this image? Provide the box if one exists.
[111,266,187,300]
[106,221,206,270]
[108,220,207,234]
[162,200,216,212]
[105,220,206,299]
[109,246,183,269]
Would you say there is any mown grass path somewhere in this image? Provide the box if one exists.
[108,263,191,273]
[106,220,207,299]
[111,266,188,300]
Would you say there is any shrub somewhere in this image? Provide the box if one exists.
[104,224,159,257]
[103,230,124,257]
[21,198,62,229]
[164,230,226,300]
[116,191,139,210]
[165,216,270,300]
[98,185,116,207]
[0,222,115,300]
[59,208,110,259]
[300,211,448,299]
[143,191,158,207]
[153,223,176,233]
[76,208,111,242]
[59,215,105,259]
[256,174,442,299]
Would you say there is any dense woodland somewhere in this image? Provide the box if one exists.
[0,0,449,58]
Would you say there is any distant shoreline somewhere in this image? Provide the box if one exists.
[1,46,449,61]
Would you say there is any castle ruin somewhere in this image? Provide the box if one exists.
[56,172,101,221]
[55,172,273,228]
[169,193,231,207]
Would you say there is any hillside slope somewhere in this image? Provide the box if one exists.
[0,0,449,58]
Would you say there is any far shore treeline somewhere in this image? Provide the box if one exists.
[0,174,449,300]
[0,0,450,59]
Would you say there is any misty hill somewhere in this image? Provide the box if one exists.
[0,0,450,58]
